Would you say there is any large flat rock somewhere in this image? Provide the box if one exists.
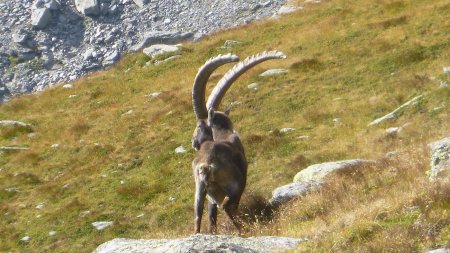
[93,234,303,253]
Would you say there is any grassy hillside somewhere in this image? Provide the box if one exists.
[0,0,449,252]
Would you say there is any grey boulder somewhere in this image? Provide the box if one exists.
[269,181,321,206]
[293,159,375,183]
[428,137,450,181]
[93,234,303,253]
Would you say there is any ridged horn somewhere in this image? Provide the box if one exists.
[192,54,239,120]
[206,51,287,110]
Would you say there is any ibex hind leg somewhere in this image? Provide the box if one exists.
[223,196,242,235]
[208,202,218,234]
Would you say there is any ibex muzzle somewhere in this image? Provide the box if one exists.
[191,51,286,234]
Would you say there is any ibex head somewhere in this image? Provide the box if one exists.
[191,51,287,149]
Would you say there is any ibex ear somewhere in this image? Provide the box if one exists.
[207,107,215,126]
[224,105,232,116]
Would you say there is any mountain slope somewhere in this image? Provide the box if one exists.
[0,0,449,252]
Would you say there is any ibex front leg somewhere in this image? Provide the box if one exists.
[208,202,218,234]
[194,181,206,234]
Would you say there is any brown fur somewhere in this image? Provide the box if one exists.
[192,110,247,234]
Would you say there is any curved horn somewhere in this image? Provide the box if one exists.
[192,54,239,120]
[206,51,287,110]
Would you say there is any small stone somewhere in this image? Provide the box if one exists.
[62,84,73,89]
[132,0,148,7]
[280,128,295,133]
[75,0,100,16]
[439,80,448,88]
[175,146,186,154]
[92,221,113,230]
[120,180,125,185]
[220,40,241,49]
[297,135,309,140]
[261,0,272,7]
[69,95,78,99]
[163,18,171,25]
[79,210,91,217]
[31,7,52,29]
[12,30,29,45]
[103,50,120,66]
[277,4,302,15]
[143,44,180,58]
[169,196,176,201]
[247,83,259,90]
[83,49,97,61]
[121,110,133,116]
[386,127,402,137]
[154,55,181,65]
[259,68,288,77]
[36,203,45,209]
[51,144,60,148]
[443,67,450,74]
[145,92,161,98]
[386,151,398,158]
[49,231,56,236]
[20,236,31,243]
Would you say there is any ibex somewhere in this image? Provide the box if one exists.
[191,51,286,234]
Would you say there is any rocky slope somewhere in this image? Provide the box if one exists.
[0,0,287,103]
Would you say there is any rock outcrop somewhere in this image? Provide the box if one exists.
[368,95,423,126]
[0,0,288,104]
[93,234,303,253]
